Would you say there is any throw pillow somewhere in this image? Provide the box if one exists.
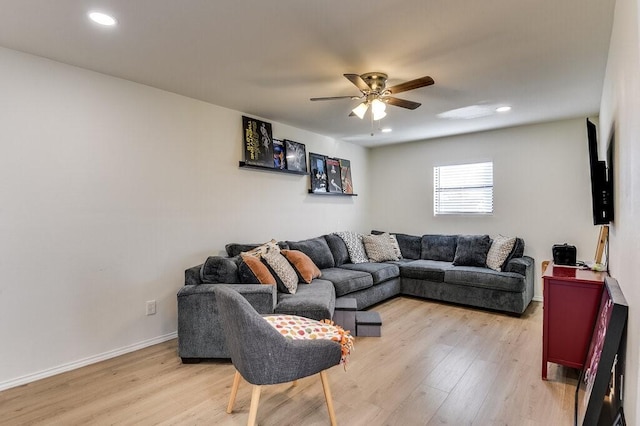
[285,237,336,269]
[281,249,321,284]
[238,255,276,284]
[452,235,492,267]
[389,234,403,259]
[200,256,239,283]
[486,235,517,271]
[362,233,399,262]
[262,250,299,294]
[422,234,458,261]
[334,231,369,264]
[240,239,280,258]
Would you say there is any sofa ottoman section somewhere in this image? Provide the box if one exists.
[274,279,336,320]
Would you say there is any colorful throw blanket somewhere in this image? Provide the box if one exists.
[264,315,355,368]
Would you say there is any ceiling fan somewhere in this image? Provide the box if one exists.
[310,72,435,121]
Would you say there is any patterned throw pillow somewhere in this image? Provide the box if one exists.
[362,233,399,262]
[281,249,321,283]
[240,239,280,258]
[334,231,369,264]
[486,235,517,271]
[389,234,403,259]
[263,250,299,294]
[238,255,276,284]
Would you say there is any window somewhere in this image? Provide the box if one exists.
[434,162,493,215]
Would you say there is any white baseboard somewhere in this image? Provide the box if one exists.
[0,331,177,392]
[532,295,543,302]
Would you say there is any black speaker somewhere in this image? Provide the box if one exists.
[552,244,577,266]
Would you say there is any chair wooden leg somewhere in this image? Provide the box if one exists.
[319,370,337,426]
[247,385,261,426]
[227,370,242,414]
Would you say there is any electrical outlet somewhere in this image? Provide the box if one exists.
[146,300,156,316]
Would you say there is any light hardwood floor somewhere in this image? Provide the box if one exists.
[1,297,578,425]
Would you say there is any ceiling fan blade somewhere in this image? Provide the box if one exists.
[310,95,361,101]
[344,74,371,92]
[387,76,434,94]
[385,97,422,110]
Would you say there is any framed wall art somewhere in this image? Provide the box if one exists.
[242,116,274,168]
[309,152,328,193]
[273,139,286,170]
[575,276,628,426]
[284,139,307,173]
[339,158,353,194]
[325,158,343,193]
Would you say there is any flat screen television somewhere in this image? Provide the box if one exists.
[586,119,613,225]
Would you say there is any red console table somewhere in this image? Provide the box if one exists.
[542,263,606,380]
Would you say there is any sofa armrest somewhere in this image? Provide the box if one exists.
[503,256,533,276]
[177,283,277,359]
[177,283,277,314]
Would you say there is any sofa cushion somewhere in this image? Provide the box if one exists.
[319,267,373,297]
[238,255,276,285]
[200,256,239,283]
[486,235,517,271]
[339,262,400,285]
[324,233,350,266]
[281,249,321,284]
[274,279,336,320]
[286,237,335,269]
[421,234,458,261]
[263,250,299,294]
[399,259,453,282]
[444,266,526,292]
[335,231,369,264]
[362,233,399,262]
[453,235,491,267]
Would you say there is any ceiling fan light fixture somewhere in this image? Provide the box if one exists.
[352,102,369,119]
[371,99,387,120]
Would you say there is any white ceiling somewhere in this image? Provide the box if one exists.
[0,0,615,147]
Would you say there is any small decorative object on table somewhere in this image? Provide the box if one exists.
[326,158,343,193]
[284,139,307,172]
[309,152,328,192]
[242,116,274,168]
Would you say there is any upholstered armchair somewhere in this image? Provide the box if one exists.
[214,286,344,426]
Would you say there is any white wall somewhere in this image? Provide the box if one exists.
[598,0,640,423]
[369,118,600,300]
[0,47,370,389]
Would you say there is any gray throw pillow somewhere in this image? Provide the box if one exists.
[452,235,492,267]
[421,234,458,261]
[200,256,239,283]
[286,237,335,269]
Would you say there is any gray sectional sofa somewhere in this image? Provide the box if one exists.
[177,231,534,361]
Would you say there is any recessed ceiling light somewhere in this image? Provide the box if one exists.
[496,106,512,113]
[381,128,392,133]
[88,11,117,26]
